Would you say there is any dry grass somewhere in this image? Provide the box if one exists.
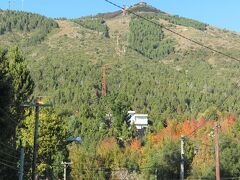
[106,15,130,36]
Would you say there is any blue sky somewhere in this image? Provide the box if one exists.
[0,0,240,32]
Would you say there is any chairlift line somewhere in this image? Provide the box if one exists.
[104,0,240,63]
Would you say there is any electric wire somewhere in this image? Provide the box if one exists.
[51,146,181,173]
[104,0,240,62]
[0,150,18,159]
[104,0,240,138]
[0,157,17,166]
[0,117,18,128]
[0,161,18,171]
[185,121,207,138]
[184,82,238,139]
[0,108,19,125]
[0,142,18,152]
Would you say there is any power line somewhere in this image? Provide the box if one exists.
[185,121,207,138]
[0,142,18,152]
[0,108,19,126]
[220,177,240,180]
[0,157,17,166]
[0,117,18,127]
[184,83,239,138]
[184,122,215,148]
[68,149,181,173]
[104,0,240,63]
[54,148,180,173]
[0,150,18,159]
[0,161,18,171]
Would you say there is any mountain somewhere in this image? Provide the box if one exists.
[0,4,240,119]
[1,4,240,122]
[2,3,240,179]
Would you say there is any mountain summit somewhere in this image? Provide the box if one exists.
[127,2,163,14]
[1,3,240,180]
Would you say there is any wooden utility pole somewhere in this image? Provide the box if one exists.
[21,97,51,180]
[101,64,112,97]
[102,65,107,96]
[180,135,184,180]
[122,5,126,16]
[32,104,39,180]
[18,145,24,180]
[215,122,220,180]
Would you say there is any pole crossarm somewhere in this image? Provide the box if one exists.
[20,103,52,107]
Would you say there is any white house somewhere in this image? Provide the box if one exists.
[128,111,148,130]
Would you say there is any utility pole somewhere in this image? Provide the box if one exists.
[215,122,220,180]
[122,5,126,16]
[101,64,112,97]
[102,65,107,97]
[8,0,11,10]
[18,145,24,180]
[8,0,16,10]
[21,97,51,180]
[32,104,39,180]
[61,161,72,180]
[155,169,158,180]
[180,135,184,180]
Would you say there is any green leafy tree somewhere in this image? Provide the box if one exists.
[143,139,180,179]
[220,122,240,177]
[17,109,68,179]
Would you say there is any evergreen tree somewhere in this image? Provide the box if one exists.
[7,46,35,121]
[0,47,34,179]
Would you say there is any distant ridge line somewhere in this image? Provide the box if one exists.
[104,0,240,62]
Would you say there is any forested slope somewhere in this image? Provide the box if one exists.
[1,3,240,179]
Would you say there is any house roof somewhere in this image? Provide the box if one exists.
[134,114,148,117]
[130,115,148,125]
[132,118,148,125]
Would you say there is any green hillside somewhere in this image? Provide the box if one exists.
[15,7,240,121]
[0,10,58,45]
[1,3,240,179]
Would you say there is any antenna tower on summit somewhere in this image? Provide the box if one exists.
[21,0,24,10]
[8,0,11,10]
[8,0,15,10]
[122,0,126,16]
[122,5,126,16]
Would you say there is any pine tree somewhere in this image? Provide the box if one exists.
[7,46,35,121]
[0,47,34,179]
